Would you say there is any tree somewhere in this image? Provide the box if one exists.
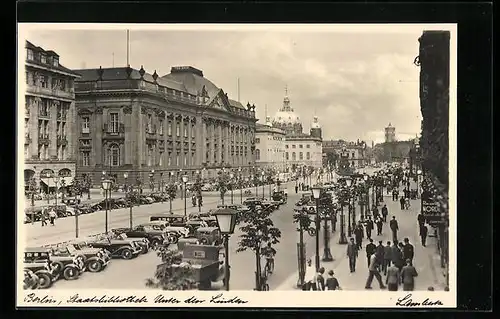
[145,247,197,290]
[215,170,229,202]
[236,206,281,290]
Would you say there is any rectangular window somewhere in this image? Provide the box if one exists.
[255,138,260,144]
[167,122,172,135]
[299,152,303,160]
[167,153,172,166]
[184,154,188,166]
[40,75,48,88]
[306,144,310,148]
[61,122,66,137]
[159,151,163,166]
[27,49,34,60]
[82,117,90,133]
[176,123,180,137]
[191,125,195,138]
[306,152,310,160]
[110,112,119,133]
[53,58,59,67]
[158,119,164,135]
[24,145,29,159]
[184,126,188,138]
[147,114,153,133]
[40,54,46,64]
[286,152,289,160]
[285,145,289,149]
[175,153,180,166]
[299,144,303,149]
[292,145,296,149]
[191,153,195,165]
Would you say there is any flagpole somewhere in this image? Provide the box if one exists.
[127,30,130,67]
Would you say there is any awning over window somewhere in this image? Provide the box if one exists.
[40,177,73,187]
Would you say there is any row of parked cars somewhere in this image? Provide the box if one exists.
[24,193,172,224]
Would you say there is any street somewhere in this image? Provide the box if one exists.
[23,182,320,290]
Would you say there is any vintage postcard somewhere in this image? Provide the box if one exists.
[17,23,456,308]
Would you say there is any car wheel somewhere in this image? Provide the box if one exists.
[50,262,63,280]
[150,239,161,249]
[309,207,315,213]
[200,238,209,245]
[34,272,52,289]
[141,245,149,254]
[121,248,134,260]
[63,266,80,280]
[198,279,211,290]
[308,228,317,236]
[168,235,178,244]
[87,260,103,273]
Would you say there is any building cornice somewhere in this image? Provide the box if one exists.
[26,62,81,78]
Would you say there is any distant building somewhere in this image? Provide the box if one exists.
[322,139,367,169]
[255,117,286,170]
[270,89,322,170]
[385,122,396,143]
[375,123,415,164]
[23,40,80,193]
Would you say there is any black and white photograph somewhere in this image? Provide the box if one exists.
[17,23,456,307]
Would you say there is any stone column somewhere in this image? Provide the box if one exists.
[29,97,40,159]
[123,105,133,165]
[66,101,75,161]
[209,119,215,164]
[187,117,192,167]
[49,100,59,159]
[218,121,223,163]
[225,122,230,165]
[138,106,146,167]
[198,117,205,165]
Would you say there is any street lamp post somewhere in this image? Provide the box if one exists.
[238,167,243,204]
[101,179,112,233]
[29,177,36,225]
[169,172,174,213]
[261,171,265,199]
[253,167,258,197]
[196,170,202,213]
[213,208,238,291]
[311,185,322,271]
[159,172,164,203]
[229,172,234,204]
[346,177,353,237]
[417,169,422,198]
[244,177,249,203]
[74,181,80,238]
[182,175,188,217]
[321,197,333,262]
[149,169,155,193]
[338,202,348,244]
[87,176,91,200]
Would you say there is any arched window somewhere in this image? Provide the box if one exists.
[255,149,260,160]
[109,144,120,167]
[58,168,72,177]
[292,152,296,161]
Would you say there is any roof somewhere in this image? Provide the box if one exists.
[162,66,220,99]
[228,99,246,109]
[25,41,79,77]
[73,67,189,92]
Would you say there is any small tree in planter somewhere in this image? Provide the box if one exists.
[165,184,177,213]
[215,170,229,205]
[236,207,281,290]
[145,247,197,290]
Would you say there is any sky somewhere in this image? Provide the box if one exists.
[21,24,452,144]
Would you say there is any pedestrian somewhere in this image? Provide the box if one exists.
[41,208,48,227]
[386,260,401,291]
[403,238,415,265]
[365,239,377,268]
[392,189,397,201]
[399,196,405,210]
[420,224,428,247]
[390,216,399,243]
[331,213,337,232]
[354,224,364,251]
[375,240,384,266]
[365,252,386,290]
[417,212,426,228]
[401,259,419,291]
[391,241,404,272]
[48,209,57,226]
[404,197,411,210]
[397,242,406,271]
[365,217,374,239]
[346,238,358,273]
[372,206,379,220]
[381,204,388,222]
[325,270,341,290]
[314,267,326,291]
[295,185,298,194]
[303,258,315,291]
[383,241,392,275]
[375,217,383,235]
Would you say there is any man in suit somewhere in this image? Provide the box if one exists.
[420,224,428,247]
[403,238,415,265]
[365,239,377,268]
[390,216,399,243]
[365,217,374,240]
[375,240,385,268]
[365,252,386,290]
[401,259,419,291]
[381,204,389,222]
[417,213,426,228]
[382,241,393,275]
[386,260,401,291]
[354,223,364,251]
[399,196,406,210]
[346,238,358,273]
[375,216,383,236]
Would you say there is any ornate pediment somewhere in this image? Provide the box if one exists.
[209,90,232,113]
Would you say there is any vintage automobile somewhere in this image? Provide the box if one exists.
[163,226,191,244]
[85,237,142,259]
[112,225,164,249]
[272,191,287,204]
[109,233,150,254]
[149,214,188,227]
[23,262,54,289]
[196,227,222,246]
[242,197,262,206]
[262,199,281,210]
[50,243,111,273]
[24,248,84,281]
[62,198,81,206]
[138,220,169,231]
[167,244,225,290]
[23,269,40,290]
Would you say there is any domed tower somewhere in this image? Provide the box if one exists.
[310,116,322,139]
[385,122,396,143]
[272,86,303,135]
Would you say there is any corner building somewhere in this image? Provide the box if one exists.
[23,41,80,192]
[73,66,257,185]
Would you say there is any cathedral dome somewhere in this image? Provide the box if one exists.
[272,90,302,126]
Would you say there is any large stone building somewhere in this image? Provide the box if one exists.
[271,90,323,170]
[374,123,414,163]
[322,139,367,169]
[23,41,80,192]
[73,65,257,186]
[255,117,286,170]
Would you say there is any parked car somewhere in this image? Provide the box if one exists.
[112,225,164,249]
[109,233,150,254]
[272,191,287,204]
[23,262,54,289]
[149,214,188,227]
[62,198,81,205]
[50,243,110,273]
[163,226,191,244]
[24,247,84,281]
[85,237,142,260]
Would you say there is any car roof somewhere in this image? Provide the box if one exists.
[25,247,50,253]
[196,227,219,232]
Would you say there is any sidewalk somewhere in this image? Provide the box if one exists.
[275,179,447,291]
